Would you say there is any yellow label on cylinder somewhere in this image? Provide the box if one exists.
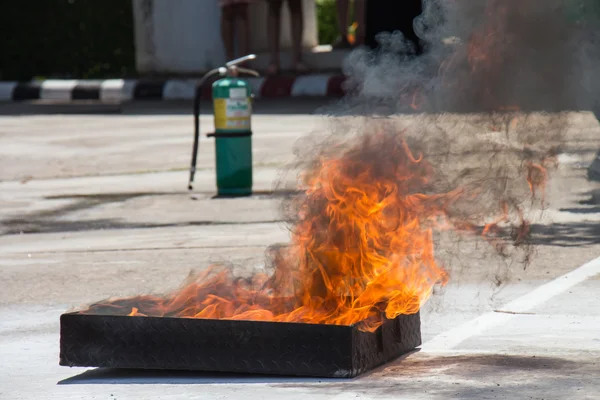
[214,98,251,131]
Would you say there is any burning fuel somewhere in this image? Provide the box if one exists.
[87,131,453,331]
[83,121,551,331]
[81,0,598,329]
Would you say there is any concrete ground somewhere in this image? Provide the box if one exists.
[0,100,599,399]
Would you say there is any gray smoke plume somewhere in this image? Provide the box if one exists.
[280,0,600,282]
[341,0,600,114]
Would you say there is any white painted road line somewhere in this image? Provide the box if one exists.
[421,255,600,352]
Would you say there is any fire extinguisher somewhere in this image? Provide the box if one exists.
[188,54,259,196]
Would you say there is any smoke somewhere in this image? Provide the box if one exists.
[342,0,600,114]
[279,0,600,285]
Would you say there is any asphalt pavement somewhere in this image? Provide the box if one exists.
[0,100,599,399]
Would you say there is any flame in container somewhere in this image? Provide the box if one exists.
[82,127,549,331]
[83,132,460,331]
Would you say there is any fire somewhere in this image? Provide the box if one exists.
[82,132,470,331]
[82,122,552,330]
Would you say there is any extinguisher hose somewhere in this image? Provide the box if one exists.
[188,68,222,190]
[189,85,201,190]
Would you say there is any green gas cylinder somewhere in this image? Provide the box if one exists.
[211,77,253,196]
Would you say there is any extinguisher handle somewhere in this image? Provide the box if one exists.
[226,54,257,67]
[235,67,260,78]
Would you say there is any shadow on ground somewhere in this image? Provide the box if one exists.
[3,189,600,246]
[0,98,338,116]
[282,353,594,399]
[529,222,600,247]
[57,352,594,400]
[57,367,334,385]
[0,191,295,235]
[6,97,599,117]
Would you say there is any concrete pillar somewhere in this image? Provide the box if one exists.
[132,0,226,74]
[132,0,317,75]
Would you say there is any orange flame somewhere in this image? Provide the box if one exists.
[526,162,547,199]
[127,307,146,317]
[83,133,465,331]
[82,129,551,330]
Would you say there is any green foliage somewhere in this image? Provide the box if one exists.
[316,0,338,45]
[0,0,135,81]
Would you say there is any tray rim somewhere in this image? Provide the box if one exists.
[63,310,421,331]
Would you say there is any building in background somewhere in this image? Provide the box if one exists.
[132,0,320,74]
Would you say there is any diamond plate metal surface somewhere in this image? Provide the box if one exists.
[59,312,421,378]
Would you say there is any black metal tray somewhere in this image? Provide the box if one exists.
[59,311,421,378]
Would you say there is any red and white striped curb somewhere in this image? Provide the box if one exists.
[0,74,347,102]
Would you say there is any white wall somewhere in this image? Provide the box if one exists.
[132,0,317,74]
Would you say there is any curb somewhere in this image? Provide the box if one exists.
[0,74,347,103]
